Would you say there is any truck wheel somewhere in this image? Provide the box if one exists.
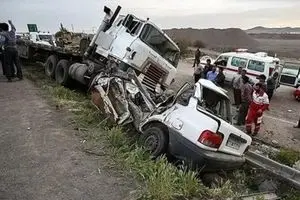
[140,125,168,158]
[55,59,70,86]
[45,55,58,78]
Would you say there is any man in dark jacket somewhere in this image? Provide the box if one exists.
[266,72,279,100]
[236,76,253,126]
[0,20,22,81]
[193,48,201,67]
[215,67,225,87]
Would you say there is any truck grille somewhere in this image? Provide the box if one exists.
[280,75,296,85]
[142,65,166,92]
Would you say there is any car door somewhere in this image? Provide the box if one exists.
[279,62,300,87]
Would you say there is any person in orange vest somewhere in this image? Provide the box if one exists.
[245,82,269,136]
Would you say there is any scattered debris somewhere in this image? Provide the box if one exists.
[272,140,279,145]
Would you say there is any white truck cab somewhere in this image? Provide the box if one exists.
[93,14,180,94]
[214,50,280,84]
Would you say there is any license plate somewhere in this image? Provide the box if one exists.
[226,137,241,150]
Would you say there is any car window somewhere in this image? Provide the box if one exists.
[247,60,265,72]
[231,57,247,68]
[215,55,229,66]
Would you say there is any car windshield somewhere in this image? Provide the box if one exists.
[140,24,180,67]
[200,87,231,122]
[38,34,53,41]
[282,63,300,76]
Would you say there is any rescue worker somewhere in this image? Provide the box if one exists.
[215,67,225,87]
[236,76,252,126]
[257,74,267,92]
[266,72,279,101]
[245,83,269,136]
[203,59,213,79]
[206,65,218,81]
[0,20,23,81]
[232,67,242,106]
[193,48,201,68]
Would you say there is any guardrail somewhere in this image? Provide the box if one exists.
[245,150,300,190]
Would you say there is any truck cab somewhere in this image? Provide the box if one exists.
[94,14,180,94]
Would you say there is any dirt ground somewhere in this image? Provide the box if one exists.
[0,73,135,199]
[172,61,300,151]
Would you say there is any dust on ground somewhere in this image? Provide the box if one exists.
[173,61,300,151]
[0,74,135,199]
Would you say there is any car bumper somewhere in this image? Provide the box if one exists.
[168,128,246,171]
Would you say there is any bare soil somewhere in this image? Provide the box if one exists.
[0,73,135,199]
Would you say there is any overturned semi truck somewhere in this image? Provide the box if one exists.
[17,5,180,97]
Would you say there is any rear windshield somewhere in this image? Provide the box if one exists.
[200,87,231,122]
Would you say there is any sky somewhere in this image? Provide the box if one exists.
[1,0,300,33]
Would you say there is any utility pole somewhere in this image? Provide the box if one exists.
[71,24,74,32]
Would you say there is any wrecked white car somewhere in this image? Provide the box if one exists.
[90,68,252,171]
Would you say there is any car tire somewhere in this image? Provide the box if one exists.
[55,59,70,86]
[140,125,168,158]
[45,55,58,78]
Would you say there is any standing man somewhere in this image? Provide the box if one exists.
[193,48,201,68]
[193,63,203,83]
[206,66,218,81]
[245,83,269,136]
[215,67,225,87]
[236,76,252,126]
[232,67,242,106]
[203,59,213,79]
[266,72,279,101]
[257,74,267,92]
[0,20,23,81]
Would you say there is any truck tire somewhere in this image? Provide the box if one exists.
[140,125,168,158]
[45,55,58,78]
[55,59,70,86]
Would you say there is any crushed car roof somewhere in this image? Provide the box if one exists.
[198,79,229,99]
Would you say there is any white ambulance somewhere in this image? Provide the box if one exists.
[214,50,280,84]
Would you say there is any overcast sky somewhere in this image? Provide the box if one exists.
[1,0,300,33]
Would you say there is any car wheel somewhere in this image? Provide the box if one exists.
[140,125,168,158]
[45,55,58,78]
[55,59,70,86]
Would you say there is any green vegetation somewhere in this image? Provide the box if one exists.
[271,148,300,167]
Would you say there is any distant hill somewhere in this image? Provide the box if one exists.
[246,26,300,34]
[164,28,259,49]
